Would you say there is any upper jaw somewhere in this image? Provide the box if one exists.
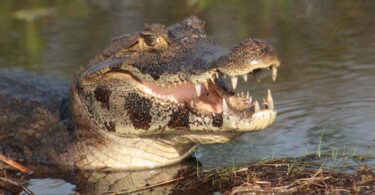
[214,38,280,78]
[80,38,280,115]
[187,38,280,86]
[182,38,280,115]
[79,36,280,122]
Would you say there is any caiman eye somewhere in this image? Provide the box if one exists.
[144,35,158,46]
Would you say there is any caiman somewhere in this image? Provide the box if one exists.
[0,16,280,171]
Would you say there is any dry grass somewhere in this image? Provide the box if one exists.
[171,157,375,195]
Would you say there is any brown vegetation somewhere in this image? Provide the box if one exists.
[1,155,374,194]
[172,156,375,194]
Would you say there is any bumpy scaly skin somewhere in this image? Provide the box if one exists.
[0,16,280,170]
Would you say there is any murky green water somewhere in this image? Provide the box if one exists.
[1,0,374,193]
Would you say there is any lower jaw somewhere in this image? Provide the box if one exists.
[228,109,277,131]
[186,109,277,132]
[141,84,277,132]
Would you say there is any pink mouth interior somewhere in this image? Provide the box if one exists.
[142,80,249,113]
[143,82,223,113]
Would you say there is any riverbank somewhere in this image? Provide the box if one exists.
[1,155,374,194]
[171,155,374,194]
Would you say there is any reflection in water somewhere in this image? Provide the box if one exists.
[0,0,374,193]
[27,179,76,195]
[27,160,196,194]
[24,21,42,69]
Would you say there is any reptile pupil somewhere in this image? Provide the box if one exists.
[144,35,158,46]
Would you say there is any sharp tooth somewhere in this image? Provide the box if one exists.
[210,77,215,83]
[272,66,278,81]
[240,92,244,97]
[195,84,202,97]
[254,101,260,112]
[204,117,210,124]
[215,72,219,78]
[242,74,248,82]
[267,89,272,100]
[231,77,238,90]
[222,98,228,113]
[144,87,152,94]
[190,100,194,107]
[267,89,274,110]
[246,91,250,99]
[269,100,274,110]
[249,95,252,103]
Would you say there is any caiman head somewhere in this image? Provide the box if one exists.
[74,16,280,146]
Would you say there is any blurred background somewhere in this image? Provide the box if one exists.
[0,0,374,168]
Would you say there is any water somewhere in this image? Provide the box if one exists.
[1,0,374,194]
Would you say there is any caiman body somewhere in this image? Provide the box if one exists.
[0,16,280,170]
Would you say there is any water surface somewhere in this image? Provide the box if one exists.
[1,0,374,193]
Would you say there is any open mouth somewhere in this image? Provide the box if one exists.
[142,64,278,115]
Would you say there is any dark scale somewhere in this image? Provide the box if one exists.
[124,93,152,130]
[167,106,190,129]
[94,86,112,110]
[212,113,223,128]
